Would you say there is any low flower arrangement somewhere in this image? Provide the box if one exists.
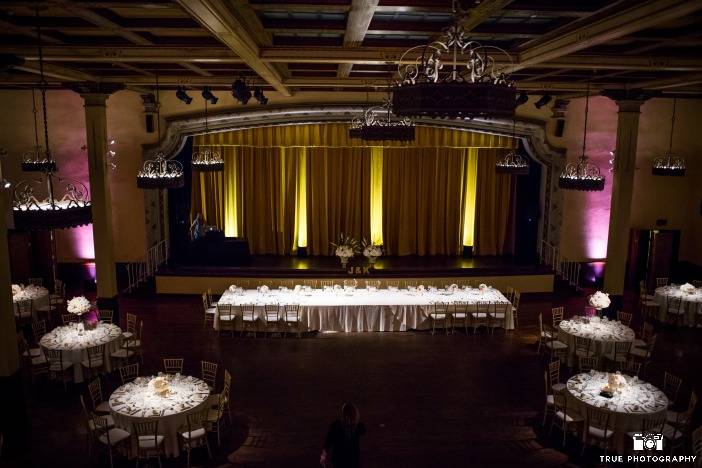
[680,283,696,294]
[11,284,22,296]
[589,291,611,309]
[67,296,92,315]
[257,285,270,294]
[148,376,171,397]
[361,238,382,265]
[478,283,488,292]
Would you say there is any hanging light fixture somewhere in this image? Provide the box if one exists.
[137,76,184,189]
[191,96,224,172]
[652,98,685,176]
[495,119,529,175]
[12,5,91,231]
[558,76,605,191]
[350,66,415,141]
[392,0,516,119]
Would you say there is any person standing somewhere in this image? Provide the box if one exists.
[320,403,366,468]
[190,212,204,241]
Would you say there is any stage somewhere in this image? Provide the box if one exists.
[155,255,554,294]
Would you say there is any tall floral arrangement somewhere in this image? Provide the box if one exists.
[67,296,92,315]
[361,238,382,265]
[589,291,611,309]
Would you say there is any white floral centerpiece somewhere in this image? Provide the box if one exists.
[228,284,237,293]
[478,283,488,293]
[607,372,627,392]
[680,283,696,294]
[12,284,22,296]
[589,291,611,310]
[257,285,270,294]
[447,283,459,293]
[330,234,360,268]
[361,238,383,266]
[67,296,92,315]
[148,376,171,397]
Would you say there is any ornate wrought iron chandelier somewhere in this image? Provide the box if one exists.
[495,119,529,175]
[191,98,224,171]
[137,76,184,189]
[652,98,685,176]
[392,1,516,119]
[349,98,415,141]
[12,6,91,230]
[558,77,605,191]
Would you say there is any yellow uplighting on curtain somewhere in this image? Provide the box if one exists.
[462,148,478,247]
[296,148,308,248]
[223,148,238,237]
[370,147,383,246]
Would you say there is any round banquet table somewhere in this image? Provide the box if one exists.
[558,316,635,367]
[654,286,702,327]
[565,371,669,453]
[12,285,50,320]
[39,322,122,383]
[109,374,211,458]
[214,285,513,332]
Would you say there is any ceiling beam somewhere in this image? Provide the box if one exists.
[0,18,65,44]
[50,0,154,46]
[115,62,153,76]
[631,73,702,90]
[515,0,702,71]
[176,0,291,96]
[12,62,97,82]
[457,0,514,32]
[178,62,213,76]
[338,0,379,78]
[6,45,702,72]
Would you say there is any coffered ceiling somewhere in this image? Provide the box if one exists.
[0,0,701,97]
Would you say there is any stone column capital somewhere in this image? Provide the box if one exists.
[602,89,658,112]
[68,82,124,105]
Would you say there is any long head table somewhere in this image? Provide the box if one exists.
[214,286,513,332]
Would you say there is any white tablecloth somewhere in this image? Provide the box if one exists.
[39,322,122,383]
[109,375,210,457]
[654,286,702,327]
[565,371,668,453]
[214,286,512,332]
[558,316,634,366]
[12,285,50,320]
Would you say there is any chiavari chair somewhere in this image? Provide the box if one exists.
[44,347,73,391]
[163,357,184,374]
[320,279,335,288]
[28,277,43,287]
[264,303,282,335]
[81,344,106,379]
[240,303,257,338]
[663,371,683,406]
[385,280,399,289]
[122,313,137,340]
[302,279,318,288]
[618,359,642,377]
[578,355,598,373]
[616,311,632,327]
[133,420,165,466]
[582,406,613,457]
[488,301,508,334]
[179,407,212,467]
[283,303,302,338]
[511,291,521,329]
[94,414,130,468]
[428,302,449,335]
[201,361,218,391]
[15,298,34,321]
[450,301,469,334]
[98,309,113,324]
[31,320,46,345]
[202,294,216,328]
[218,304,235,336]
[118,363,139,384]
[656,277,669,288]
[61,313,79,325]
[87,377,111,414]
[542,371,556,426]
[470,301,490,334]
[549,391,583,447]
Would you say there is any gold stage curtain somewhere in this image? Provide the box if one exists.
[474,148,517,255]
[381,147,467,256]
[236,146,300,255]
[195,123,513,148]
[190,170,224,230]
[305,147,371,255]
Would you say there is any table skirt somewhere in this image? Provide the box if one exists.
[565,390,667,454]
[111,400,210,458]
[653,292,701,327]
[557,330,632,367]
[214,304,514,333]
[63,336,122,383]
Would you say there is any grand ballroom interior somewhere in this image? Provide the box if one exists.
[1,0,702,467]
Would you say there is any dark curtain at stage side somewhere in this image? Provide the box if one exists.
[190,169,225,230]
[238,147,300,255]
[306,147,371,255]
[381,147,467,256]
[474,148,517,255]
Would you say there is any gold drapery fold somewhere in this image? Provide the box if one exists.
[190,170,225,230]
[192,124,513,149]
[475,148,517,256]
[461,148,478,247]
[382,147,466,256]
[237,147,300,255]
[305,147,370,255]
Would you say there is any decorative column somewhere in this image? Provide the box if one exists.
[602,90,650,298]
[74,84,123,315]
[0,174,25,454]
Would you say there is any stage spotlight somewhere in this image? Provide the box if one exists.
[176,86,193,104]
[201,87,218,105]
[515,91,528,106]
[232,78,252,104]
[254,87,268,105]
[534,94,552,109]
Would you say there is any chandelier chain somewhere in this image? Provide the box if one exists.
[581,74,590,159]
[667,98,676,156]
[35,3,51,161]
